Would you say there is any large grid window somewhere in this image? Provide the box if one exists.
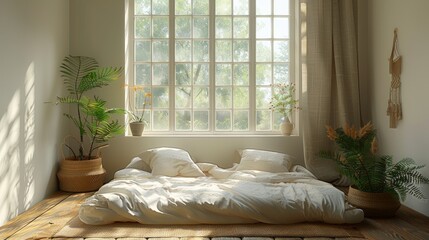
[129,0,294,134]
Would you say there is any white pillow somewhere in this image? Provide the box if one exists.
[140,147,205,177]
[236,149,294,173]
[126,157,151,172]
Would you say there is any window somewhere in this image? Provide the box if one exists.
[127,0,294,134]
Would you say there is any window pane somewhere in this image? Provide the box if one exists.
[256,40,272,62]
[233,0,249,15]
[273,111,283,130]
[135,40,151,61]
[152,86,169,108]
[136,88,151,109]
[176,17,191,38]
[215,40,232,62]
[216,110,232,130]
[194,111,209,130]
[233,64,249,85]
[176,63,192,85]
[194,17,209,38]
[216,64,232,85]
[233,17,249,38]
[194,87,209,108]
[274,0,289,15]
[256,110,272,130]
[135,0,151,15]
[233,87,249,108]
[273,63,289,84]
[216,87,232,108]
[175,40,192,62]
[152,17,169,38]
[176,110,191,130]
[153,110,169,130]
[135,17,151,38]
[274,17,289,38]
[152,0,169,15]
[176,87,192,108]
[152,40,169,61]
[216,0,232,15]
[142,110,151,128]
[194,64,209,85]
[233,40,249,62]
[256,17,271,38]
[193,0,209,15]
[193,40,209,62]
[216,17,232,38]
[256,64,272,85]
[234,110,249,131]
[256,0,271,15]
[175,0,192,15]
[135,65,151,86]
[153,64,169,85]
[273,40,289,62]
[256,86,271,108]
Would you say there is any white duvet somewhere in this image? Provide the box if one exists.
[79,163,364,225]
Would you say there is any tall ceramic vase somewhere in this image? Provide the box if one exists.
[280,117,293,135]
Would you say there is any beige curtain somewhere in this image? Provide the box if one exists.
[300,0,361,183]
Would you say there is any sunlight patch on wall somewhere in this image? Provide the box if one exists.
[24,62,36,210]
[0,90,21,223]
[0,62,36,225]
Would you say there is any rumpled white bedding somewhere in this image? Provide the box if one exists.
[79,163,364,225]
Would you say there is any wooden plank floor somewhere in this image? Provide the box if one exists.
[0,192,428,240]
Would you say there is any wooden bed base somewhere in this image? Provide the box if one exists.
[0,191,428,240]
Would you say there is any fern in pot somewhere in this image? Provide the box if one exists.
[56,55,124,192]
[324,122,429,217]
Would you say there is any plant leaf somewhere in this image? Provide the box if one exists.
[78,67,123,93]
[60,55,99,95]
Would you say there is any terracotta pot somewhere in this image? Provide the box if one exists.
[57,157,106,192]
[347,186,400,218]
[129,122,145,136]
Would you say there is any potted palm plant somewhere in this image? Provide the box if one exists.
[324,122,429,217]
[269,83,299,135]
[56,55,124,192]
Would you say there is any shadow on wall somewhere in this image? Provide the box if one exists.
[0,63,36,225]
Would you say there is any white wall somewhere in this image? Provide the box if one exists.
[0,0,69,225]
[367,0,429,216]
[69,0,304,180]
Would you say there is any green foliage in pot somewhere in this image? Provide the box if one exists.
[323,122,429,201]
[57,55,125,160]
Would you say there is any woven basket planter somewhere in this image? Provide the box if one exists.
[57,157,106,192]
[347,186,400,218]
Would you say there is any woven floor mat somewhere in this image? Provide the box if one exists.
[54,216,363,238]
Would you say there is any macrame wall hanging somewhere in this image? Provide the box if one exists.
[387,28,402,128]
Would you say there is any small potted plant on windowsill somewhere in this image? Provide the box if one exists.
[55,55,125,192]
[323,122,429,217]
[269,83,299,135]
[126,85,152,136]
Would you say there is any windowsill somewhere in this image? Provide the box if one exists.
[124,134,300,138]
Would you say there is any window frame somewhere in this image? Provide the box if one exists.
[125,0,297,135]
